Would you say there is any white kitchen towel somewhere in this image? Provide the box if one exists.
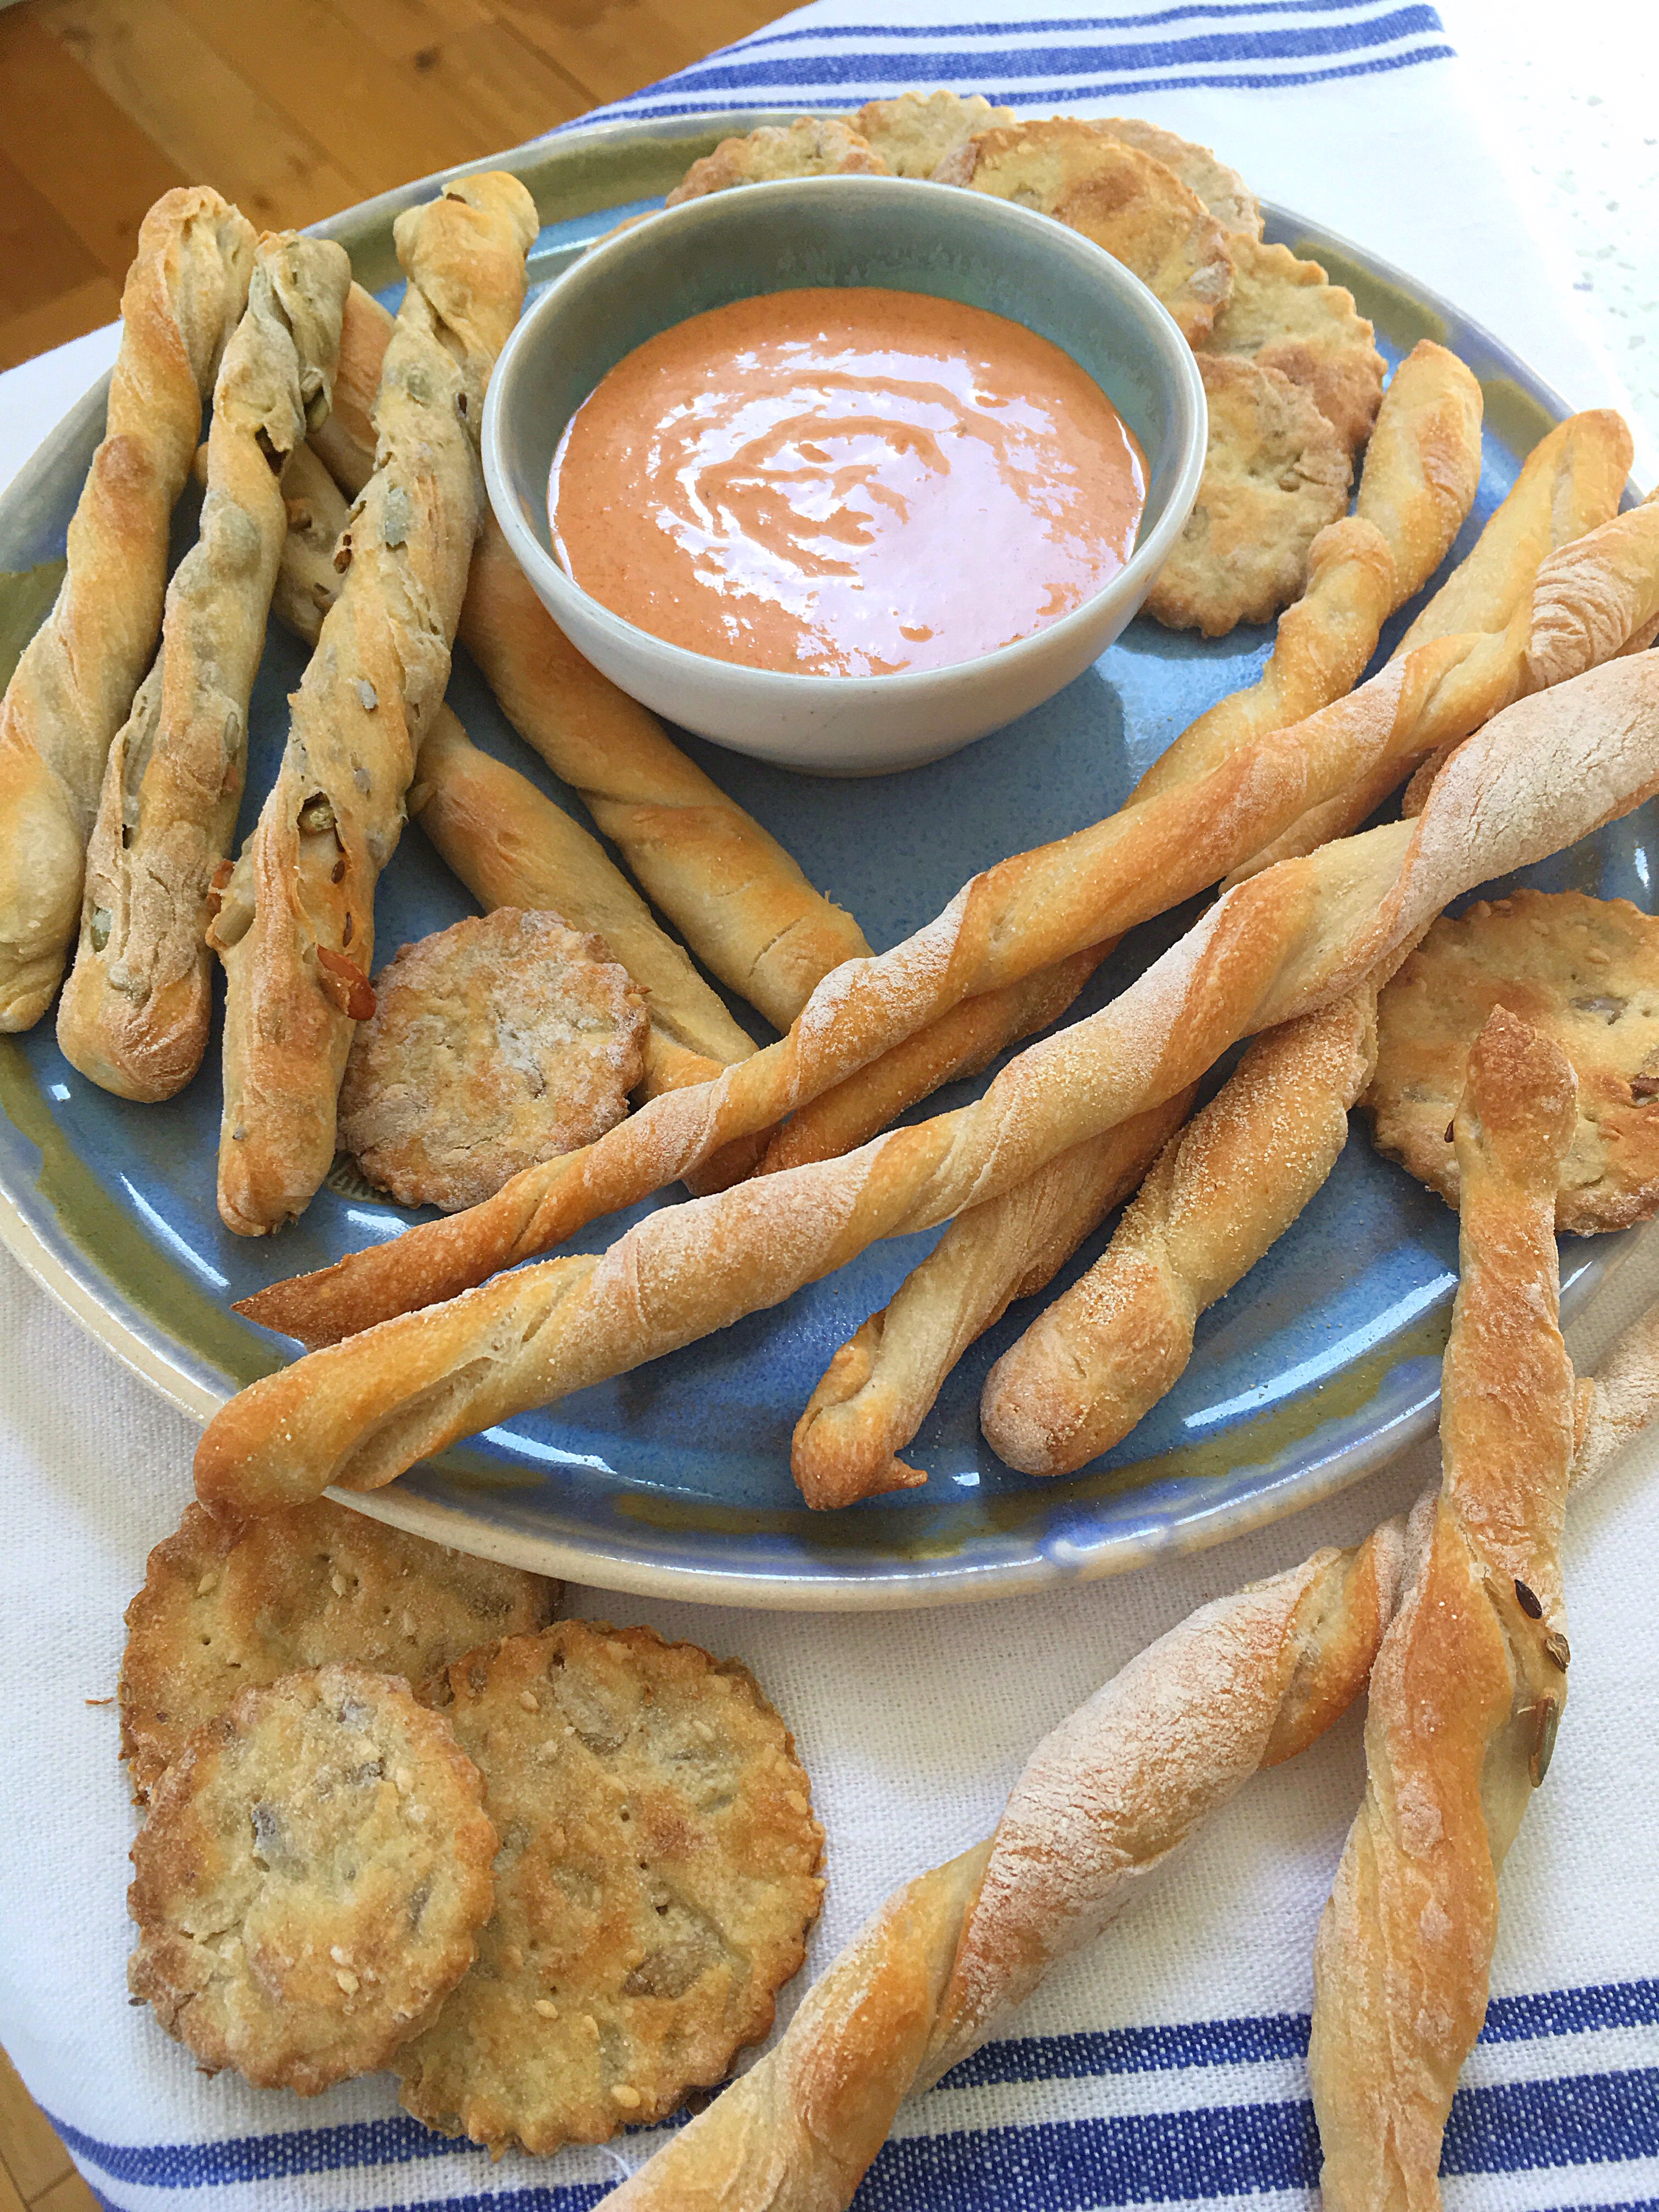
[1,7,1656,2212]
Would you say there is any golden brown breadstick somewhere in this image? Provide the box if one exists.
[211,176,537,1235]
[594,1522,1402,2211]
[194,651,1659,1516]
[982,991,1377,1475]
[57,235,351,1102]
[757,945,1110,1176]
[311,285,872,1031]
[306,280,385,496]
[1237,407,1634,878]
[1310,1007,1578,2212]
[1525,487,1659,689]
[0,188,254,1032]
[1133,343,1481,804]
[792,1093,1191,1508]
[407,704,755,1089]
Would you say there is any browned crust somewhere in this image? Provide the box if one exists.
[393,1621,825,2156]
[1201,233,1385,452]
[855,91,1014,177]
[1091,116,1261,236]
[128,1662,498,2095]
[936,118,1234,346]
[666,116,888,202]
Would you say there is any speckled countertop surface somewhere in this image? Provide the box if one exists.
[1440,0,1658,455]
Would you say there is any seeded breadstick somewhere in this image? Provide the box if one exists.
[269,442,351,648]
[308,287,873,1032]
[408,705,756,1093]
[193,651,1659,1517]
[211,176,538,1235]
[58,234,351,1101]
[0,188,255,1030]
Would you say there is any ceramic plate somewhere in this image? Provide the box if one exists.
[0,110,1647,1607]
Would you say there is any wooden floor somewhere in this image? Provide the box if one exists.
[0,0,793,369]
[0,0,794,2183]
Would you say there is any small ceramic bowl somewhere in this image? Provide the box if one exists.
[483,176,1207,776]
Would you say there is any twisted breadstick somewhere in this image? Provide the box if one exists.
[306,282,385,497]
[57,235,351,1101]
[309,286,872,1031]
[982,990,1378,1476]
[407,706,756,1092]
[211,176,537,1234]
[1133,343,1480,805]
[0,188,254,1031]
[791,1094,1190,1506]
[195,651,1659,1516]
[1310,1007,1578,2212]
[1234,407,1634,879]
[1525,487,1659,690]
[593,1521,1403,2210]
[268,442,351,648]
[757,945,1110,1176]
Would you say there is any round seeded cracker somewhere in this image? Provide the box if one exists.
[120,1497,560,1803]
[393,1620,826,2157]
[1203,234,1385,452]
[854,91,1014,177]
[1092,116,1262,238]
[667,117,888,202]
[1367,890,1659,1232]
[128,1664,496,2094]
[1146,353,1353,636]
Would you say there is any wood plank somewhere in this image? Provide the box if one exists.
[167,0,529,195]
[30,2171,102,2212]
[0,146,102,324]
[0,8,189,289]
[0,2050,71,2206]
[496,0,791,109]
[328,0,495,62]
[0,2151,28,2212]
[383,21,595,144]
[0,274,124,374]
[36,0,362,229]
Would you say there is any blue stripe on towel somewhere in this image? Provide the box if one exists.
[589,45,1455,123]
[46,1981,1659,2195]
[622,8,1446,94]
[735,3,1441,43]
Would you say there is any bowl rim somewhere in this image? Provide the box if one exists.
[482,172,1209,699]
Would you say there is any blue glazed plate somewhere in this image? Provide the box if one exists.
[0,111,1647,1608]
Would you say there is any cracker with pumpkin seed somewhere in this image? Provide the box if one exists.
[1367,889,1659,1232]
[854,89,1014,177]
[128,1663,496,2094]
[120,1497,560,1802]
[1203,234,1385,452]
[394,1619,825,2157]
[1146,353,1352,636]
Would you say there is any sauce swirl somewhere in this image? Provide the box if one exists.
[549,286,1147,678]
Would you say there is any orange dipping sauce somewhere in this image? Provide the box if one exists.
[549,287,1147,679]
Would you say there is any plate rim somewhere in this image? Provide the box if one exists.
[0,103,1637,1610]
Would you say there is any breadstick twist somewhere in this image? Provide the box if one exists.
[0,188,255,1031]
[195,651,1659,1516]
[211,176,537,1234]
[981,990,1378,1476]
[1233,407,1634,880]
[308,286,873,1031]
[791,1095,1191,1506]
[407,705,756,1088]
[57,234,351,1101]
[1310,1007,1578,2212]
[268,442,351,648]
[594,1523,1403,2211]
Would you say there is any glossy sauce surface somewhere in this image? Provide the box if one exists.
[549,287,1147,678]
